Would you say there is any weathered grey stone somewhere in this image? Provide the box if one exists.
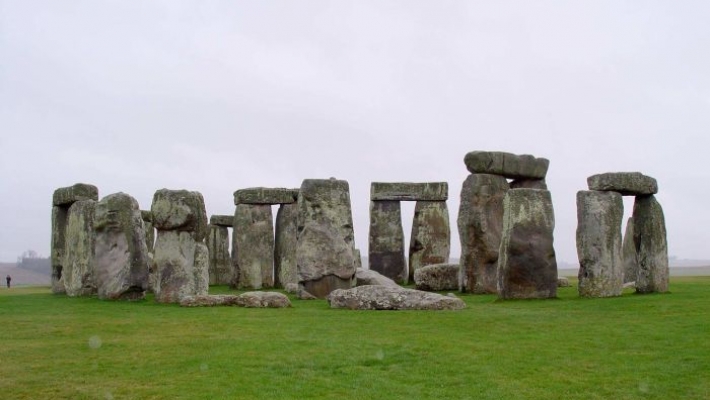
[587,172,658,196]
[355,268,400,288]
[233,204,274,289]
[368,200,406,283]
[557,277,571,287]
[326,285,466,310]
[370,182,448,201]
[458,174,509,294]
[51,206,68,294]
[180,294,240,307]
[143,220,155,253]
[296,179,357,298]
[576,190,624,297]
[62,200,97,297]
[284,283,299,293]
[632,195,669,293]
[353,248,362,269]
[93,193,149,300]
[274,203,298,288]
[52,183,99,206]
[409,201,450,283]
[510,179,548,190]
[497,189,558,299]
[209,214,234,227]
[414,263,459,291]
[297,288,318,300]
[464,151,549,179]
[151,189,208,241]
[235,291,292,308]
[207,225,232,285]
[234,187,299,205]
[141,210,153,223]
[622,217,637,284]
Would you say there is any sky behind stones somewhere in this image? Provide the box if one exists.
[1,1,709,264]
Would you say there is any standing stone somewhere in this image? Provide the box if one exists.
[621,217,637,284]
[408,201,450,283]
[151,189,209,303]
[368,200,406,283]
[458,174,509,293]
[497,189,558,299]
[510,179,547,190]
[93,193,149,300]
[62,200,97,297]
[632,195,669,293]
[296,179,356,298]
[207,224,232,285]
[576,190,624,297]
[51,206,68,294]
[274,203,298,288]
[233,204,274,289]
[141,211,155,252]
[353,248,363,269]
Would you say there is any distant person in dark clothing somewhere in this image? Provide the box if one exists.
[6,275,10,288]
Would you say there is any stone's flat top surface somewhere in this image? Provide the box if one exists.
[141,210,153,222]
[587,172,658,195]
[210,215,234,227]
[53,183,99,206]
[370,182,448,201]
[234,187,299,205]
[326,285,466,310]
[464,151,549,179]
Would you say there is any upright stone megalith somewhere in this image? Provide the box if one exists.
[368,200,406,283]
[409,201,450,283]
[576,190,624,297]
[207,215,233,285]
[497,189,558,299]
[296,179,357,298]
[622,217,637,284]
[632,195,669,293]
[141,211,155,252]
[62,199,97,297]
[274,203,298,288]
[151,189,209,303]
[233,204,274,289]
[93,193,150,300]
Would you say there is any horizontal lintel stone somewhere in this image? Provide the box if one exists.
[210,215,234,227]
[587,172,658,196]
[52,183,99,206]
[233,188,299,205]
[370,182,448,201]
[464,151,549,179]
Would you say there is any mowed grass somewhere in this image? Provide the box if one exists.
[1,278,709,400]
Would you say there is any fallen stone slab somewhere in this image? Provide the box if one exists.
[180,295,241,307]
[414,263,459,291]
[236,291,292,308]
[210,214,234,227]
[53,183,99,207]
[557,277,570,287]
[234,187,299,205]
[326,285,466,310]
[464,151,549,179]
[355,268,400,288]
[370,182,448,201]
[587,172,658,196]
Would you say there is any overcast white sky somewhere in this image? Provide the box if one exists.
[1,1,709,265]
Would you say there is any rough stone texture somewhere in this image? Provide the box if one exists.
[233,204,275,289]
[151,189,209,242]
[274,203,298,288]
[621,217,637,284]
[235,291,292,308]
[141,210,153,223]
[62,200,97,297]
[52,183,99,207]
[464,151,549,179]
[210,214,234,227]
[180,294,240,307]
[207,225,232,285]
[284,283,299,294]
[409,201,450,283]
[234,187,299,205]
[355,268,400,288]
[93,193,150,300]
[51,206,68,294]
[510,179,548,190]
[632,195,669,293]
[576,190,624,297]
[297,288,317,300]
[142,221,155,253]
[497,189,558,299]
[414,263,459,291]
[296,179,357,298]
[370,182,448,201]
[587,172,658,196]
[368,200,406,283]
[353,248,363,269]
[458,174,509,293]
[557,277,571,287]
[326,285,466,310]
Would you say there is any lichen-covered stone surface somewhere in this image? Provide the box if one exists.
[408,201,450,283]
[274,203,298,288]
[207,225,232,285]
[51,206,68,294]
[622,217,637,284]
[587,172,658,196]
[52,183,99,206]
[576,190,624,297]
[180,295,240,307]
[464,151,549,179]
[209,214,234,227]
[62,200,97,297]
[370,182,448,201]
[296,179,357,298]
[327,285,466,310]
[235,291,292,308]
[368,200,406,283]
[497,189,558,299]
[510,179,548,190]
[233,204,274,289]
[151,189,208,241]
[414,263,459,291]
[93,193,149,300]
[632,195,669,293]
[234,187,299,205]
[355,268,400,288]
[458,173,509,293]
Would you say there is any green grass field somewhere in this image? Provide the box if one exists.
[1,278,708,400]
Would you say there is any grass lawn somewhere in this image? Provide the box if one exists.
[1,278,708,400]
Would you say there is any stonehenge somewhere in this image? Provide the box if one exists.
[207,215,233,285]
[368,182,450,284]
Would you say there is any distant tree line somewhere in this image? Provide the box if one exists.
[16,250,50,275]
